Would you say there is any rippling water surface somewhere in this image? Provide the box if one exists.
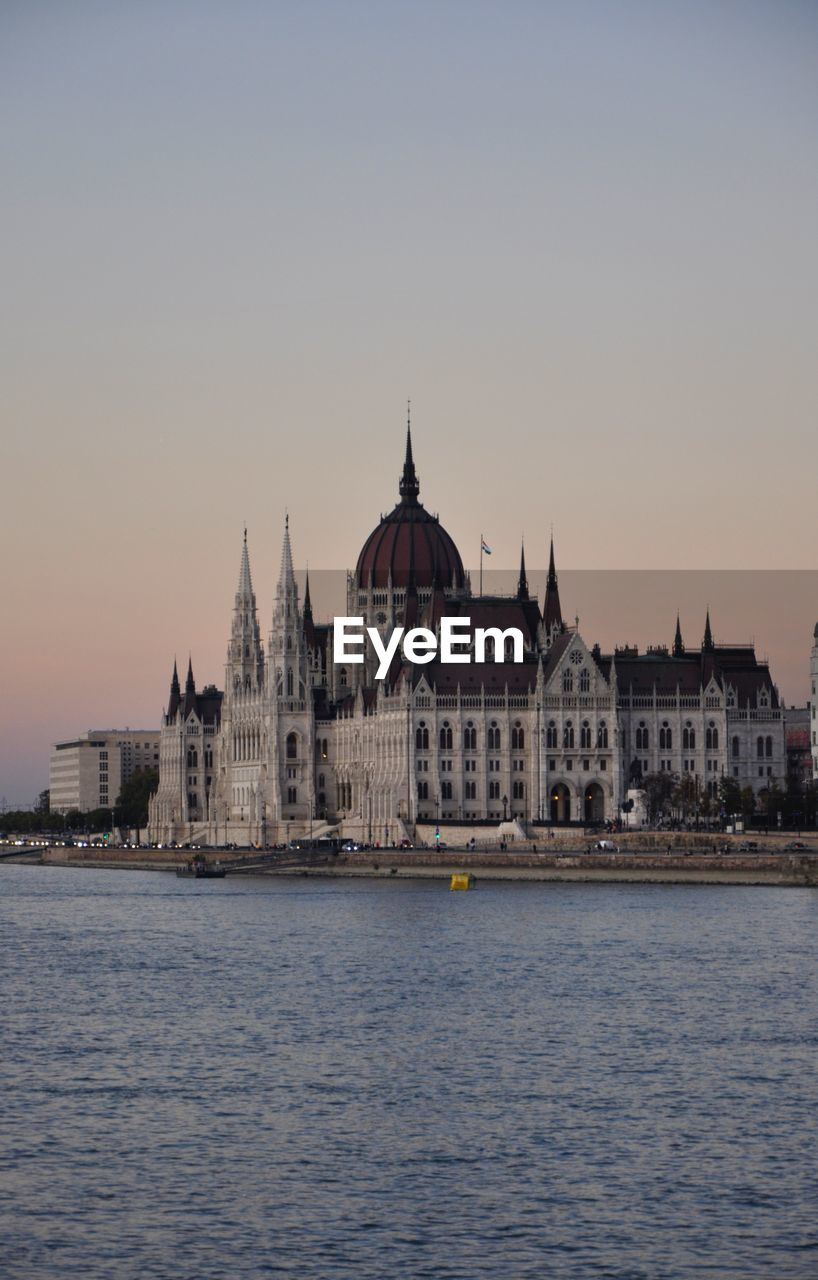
[2,866,817,1279]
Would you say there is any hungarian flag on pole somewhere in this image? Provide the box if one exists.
[481,539,492,555]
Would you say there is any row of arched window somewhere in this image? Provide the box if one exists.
[546,720,608,749]
[630,720,720,752]
[415,720,526,753]
[562,669,592,693]
[232,728,261,762]
[756,735,774,759]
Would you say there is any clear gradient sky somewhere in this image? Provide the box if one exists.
[2,2,817,803]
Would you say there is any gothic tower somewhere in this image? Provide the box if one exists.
[269,516,314,825]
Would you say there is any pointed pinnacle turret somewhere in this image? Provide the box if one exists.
[703,608,714,652]
[167,658,181,719]
[303,568,312,620]
[673,612,684,657]
[399,406,420,504]
[278,513,295,590]
[543,535,563,631]
[237,527,254,600]
[517,540,529,600]
[185,655,195,694]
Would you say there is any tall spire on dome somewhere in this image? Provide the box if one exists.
[543,535,563,631]
[399,401,420,505]
[517,540,529,600]
[673,612,684,657]
[703,607,714,652]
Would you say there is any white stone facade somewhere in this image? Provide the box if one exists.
[148,436,786,845]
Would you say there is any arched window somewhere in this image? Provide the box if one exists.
[187,748,198,768]
[765,736,773,758]
[659,722,672,751]
[636,722,649,751]
[512,780,525,800]
[416,723,429,751]
[417,780,429,800]
[465,780,476,800]
[286,732,298,760]
[439,722,453,751]
[464,722,477,751]
[580,721,591,749]
[563,720,574,749]
[489,780,500,800]
[546,721,557,749]
[579,668,590,693]
[706,722,718,750]
[683,723,695,750]
[339,667,348,687]
[597,721,608,749]
[441,780,453,800]
[511,722,524,751]
[757,736,764,759]
[488,722,501,751]
[563,669,573,693]
[287,786,297,804]
[732,736,739,759]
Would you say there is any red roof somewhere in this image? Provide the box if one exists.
[355,503,465,590]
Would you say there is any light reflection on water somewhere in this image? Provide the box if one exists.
[2,866,817,1279]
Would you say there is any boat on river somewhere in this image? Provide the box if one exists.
[176,856,226,879]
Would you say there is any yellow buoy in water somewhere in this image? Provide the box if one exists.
[450,873,475,891]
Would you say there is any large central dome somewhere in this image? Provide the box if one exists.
[355,428,466,590]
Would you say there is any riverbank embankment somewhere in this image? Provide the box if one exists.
[6,841,818,885]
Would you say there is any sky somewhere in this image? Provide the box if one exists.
[1,1,817,803]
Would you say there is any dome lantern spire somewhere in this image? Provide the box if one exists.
[399,402,420,504]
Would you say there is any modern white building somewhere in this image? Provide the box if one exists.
[50,730,160,814]
[149,428,787,845]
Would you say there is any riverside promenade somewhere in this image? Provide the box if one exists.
[8,835,818,886]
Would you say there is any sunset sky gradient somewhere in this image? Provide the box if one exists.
[2,2,817,802]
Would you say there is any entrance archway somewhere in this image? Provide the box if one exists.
[584,782,605,822]
[550,783,571,823]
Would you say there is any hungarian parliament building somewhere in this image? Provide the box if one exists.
[149,429,786,845]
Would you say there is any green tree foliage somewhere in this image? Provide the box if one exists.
[718,776,741,815]
[641,771,677,822]
[115,768,159,828]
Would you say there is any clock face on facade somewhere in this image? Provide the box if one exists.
[570,649,583,664]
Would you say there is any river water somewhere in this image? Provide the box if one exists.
[1,866,817,1279]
